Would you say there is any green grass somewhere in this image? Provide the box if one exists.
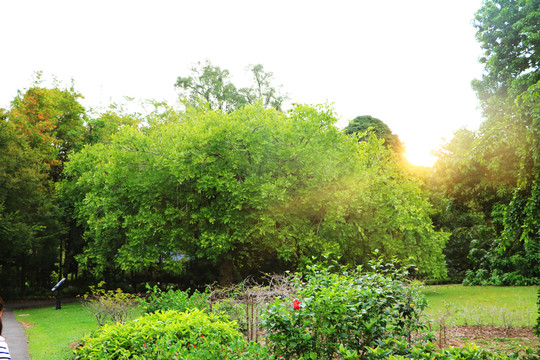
[422,285,538,327]
[15,302,99,360]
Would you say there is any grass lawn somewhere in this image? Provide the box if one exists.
[422,285,538,327]
[15,302,99,360]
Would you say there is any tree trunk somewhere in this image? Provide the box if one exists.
[218,254,233,286]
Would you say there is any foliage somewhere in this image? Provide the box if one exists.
[72,309,274,360]
[62,104,448,284]
[0,80,87,297]
[344,115,404,156]
[175,60,287,112]
[80,282,138,326]
[365,339,537,360]
[262,259,429,359]
[139,284,210,314]
[473,0,540,112]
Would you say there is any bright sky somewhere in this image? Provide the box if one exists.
[1,0,484,166]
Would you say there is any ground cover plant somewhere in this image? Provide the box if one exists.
[14,302,99,360]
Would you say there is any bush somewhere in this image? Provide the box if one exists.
[72,309,273,359]
[80,282,138,327]
[262,258,429,359]
[139,284,210,314]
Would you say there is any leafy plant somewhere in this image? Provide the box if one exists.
[72,309,274,359]
[80,282,138,326]
[262,258,428,359]
[139,284,210,314]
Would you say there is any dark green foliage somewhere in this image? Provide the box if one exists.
[262,259,429,359]
[344,115,404,155]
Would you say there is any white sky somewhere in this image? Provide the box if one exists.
[0,0,485,166]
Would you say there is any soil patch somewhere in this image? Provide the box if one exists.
[437,326,537,353]
[20,320,34,329]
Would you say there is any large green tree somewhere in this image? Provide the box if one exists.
[62,104,447,285]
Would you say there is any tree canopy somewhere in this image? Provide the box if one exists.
[344,115,404,155]
[62,104,447,285]
[175,61,287,112]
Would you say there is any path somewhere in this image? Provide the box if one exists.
[2,308,30,360]
[2,299,78,360]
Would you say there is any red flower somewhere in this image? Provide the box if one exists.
[293,299,301,310]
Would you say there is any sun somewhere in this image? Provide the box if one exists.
[405,148,437,168]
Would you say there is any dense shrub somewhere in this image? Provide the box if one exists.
[72,309,273,359]
[139,284,210,314]
[262,259,429,359]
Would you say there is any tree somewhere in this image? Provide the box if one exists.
[436,0,540,285]
[344,115,404,156]
[0,82,87,296]
[175,61,287,112]
[472,0,540,116]
[62,104,447,285]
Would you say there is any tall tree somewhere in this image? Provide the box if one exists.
[175,61,287,112]
[0,82,87,296]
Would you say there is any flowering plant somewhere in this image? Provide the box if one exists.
[263,257,427,359]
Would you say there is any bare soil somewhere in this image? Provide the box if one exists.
[436,326,538,354]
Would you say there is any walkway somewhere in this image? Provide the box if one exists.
[2,299,76,360]
[2,307,30,360]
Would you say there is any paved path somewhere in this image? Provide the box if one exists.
[2,299,78,360]
[2,308,30,360]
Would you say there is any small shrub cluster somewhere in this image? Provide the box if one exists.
[72,309,273,360]
[139,284,210,314]
[80,282,138,326]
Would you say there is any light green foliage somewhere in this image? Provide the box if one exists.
[262,259,429,359]
[72,309,273,360]
[81,282,138,326]
[62,103,447,283]
[139,284,210,314]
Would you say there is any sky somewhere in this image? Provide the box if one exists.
[0,0,485,166]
